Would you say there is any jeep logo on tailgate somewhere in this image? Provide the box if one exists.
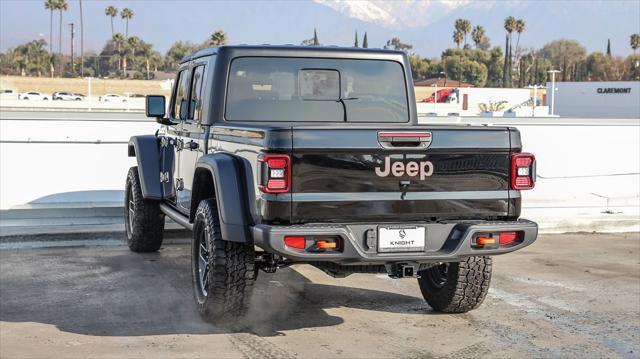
[375,157,434,180]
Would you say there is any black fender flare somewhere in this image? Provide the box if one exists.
[191,153,252,243]
[128,135,163,200]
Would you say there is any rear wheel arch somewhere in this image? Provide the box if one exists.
[190,154,252,243]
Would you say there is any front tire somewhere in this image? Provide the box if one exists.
[124,166,165,252]
[192,199,256,322]
[417,256,492,313]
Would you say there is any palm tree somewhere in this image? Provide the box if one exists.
[44,0,57,53]
[120,8,134,38]
[126,36,140,73]
[362,32,368,48]
[209,30,228,46]
[504,16,516,87]
[453,30,464,49]
[514,19,526,53]
[471,25,486,49]
[139,42,153,79]
[461,20,471,47]
[631,34,640,55]
[56,0,68,75]
[112,33,124,72]
[454,19,471,47]
[105,6,117,37]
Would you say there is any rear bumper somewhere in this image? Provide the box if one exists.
[252,219,538,264]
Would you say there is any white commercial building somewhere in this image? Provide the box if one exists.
[547,81,640,118]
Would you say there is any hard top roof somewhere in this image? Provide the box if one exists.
[179,44,407,64]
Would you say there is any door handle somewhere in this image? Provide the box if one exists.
[184,141,199,150]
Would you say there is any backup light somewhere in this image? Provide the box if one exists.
[259,154,291,193]
[511,153,536,190]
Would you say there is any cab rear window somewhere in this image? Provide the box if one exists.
[225,57,408,123]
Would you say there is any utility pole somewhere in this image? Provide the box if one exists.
[79,0,84,77]
[69,23,75,76]
[547,70,560,116]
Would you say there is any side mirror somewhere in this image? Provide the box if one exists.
[146,95,166,119]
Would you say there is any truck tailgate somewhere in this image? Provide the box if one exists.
[290,126,513,223]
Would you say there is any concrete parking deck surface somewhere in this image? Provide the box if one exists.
[1,233,639,358]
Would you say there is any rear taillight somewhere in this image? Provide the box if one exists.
[259,154,290,193]
[510,153,536,190]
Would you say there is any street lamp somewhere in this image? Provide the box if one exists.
[547,69,560,116]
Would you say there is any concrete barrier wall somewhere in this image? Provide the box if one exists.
[1,111,639,232]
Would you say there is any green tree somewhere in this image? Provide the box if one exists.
[586,52,614,80]
[606,39,611,58]
[539,39,587,81]
[385,37,412,51]
[354,30,358,47]
[209,30,228,46]
[362,32,368,48]
[514,19,525,52]
[112,32,125,72]
[409,55,433,79]
[631,34,640,55]
[503,16,517,87]
[313,28,319,45]
[105,6,117,37]
[44,0,56,53]
[502,34,510,87]
[120,8,134,38]
[486,47,504,87]
[164,41,197,71]
[627,54,640,80]
[56,0,68,76]
[453,30,463,48]
[6,39,50,76]
[471,25,487,49]
[454,19,471,47]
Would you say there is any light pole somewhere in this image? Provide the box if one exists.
[547,69,560,116]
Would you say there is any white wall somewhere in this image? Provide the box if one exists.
[548,81,640,118]
[1,112,639,232]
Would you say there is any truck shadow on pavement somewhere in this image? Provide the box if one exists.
[0,245,431,338]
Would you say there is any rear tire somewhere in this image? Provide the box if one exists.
[191,198,256,323]
[124,166,165,252]
[417,256,492,313]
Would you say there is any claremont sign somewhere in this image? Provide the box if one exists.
[597,87,632,94]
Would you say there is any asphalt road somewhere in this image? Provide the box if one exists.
[1,233,639,359]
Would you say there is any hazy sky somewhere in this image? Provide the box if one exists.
[1,0,639,58]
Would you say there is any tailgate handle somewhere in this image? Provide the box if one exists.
[378,131,432,149]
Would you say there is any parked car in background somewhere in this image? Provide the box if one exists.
[99,93,127,102]
[18,91,49,101]
[52,92,85,101]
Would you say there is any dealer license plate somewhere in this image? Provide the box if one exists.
[378,226,426,253]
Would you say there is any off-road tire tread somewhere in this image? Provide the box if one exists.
[125,167,164,252]
[194,199,255,321]
[418,256,492,313]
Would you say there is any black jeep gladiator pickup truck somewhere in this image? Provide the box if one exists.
[126,45,538,321]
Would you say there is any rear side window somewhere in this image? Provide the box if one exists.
[188,65,206,123]
[225,57,408,123]
[171,69,190,120]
